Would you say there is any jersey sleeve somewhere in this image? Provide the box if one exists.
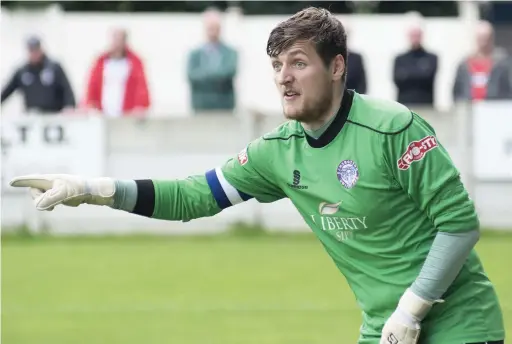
[205,137,286,210]
[383,112,479,233]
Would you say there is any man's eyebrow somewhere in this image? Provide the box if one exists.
[270,48,308,61]
[287,49,308,56]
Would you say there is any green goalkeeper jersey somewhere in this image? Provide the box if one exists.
[150,90,504,343]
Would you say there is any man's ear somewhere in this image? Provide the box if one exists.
[332,55,345,82]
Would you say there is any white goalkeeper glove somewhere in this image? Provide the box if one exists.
[10,174,116,211]
[380,288,435,344]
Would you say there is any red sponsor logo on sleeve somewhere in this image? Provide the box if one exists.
[238,148,249,166]
[397,135,438,170]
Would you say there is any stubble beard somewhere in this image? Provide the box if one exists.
[283,85,333,124]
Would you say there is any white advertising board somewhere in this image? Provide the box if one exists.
[1,115,107,193]
[472,101,512,181]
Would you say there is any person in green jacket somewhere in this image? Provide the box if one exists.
[187,8,238,113]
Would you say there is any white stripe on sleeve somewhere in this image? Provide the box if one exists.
[215,167,244,205]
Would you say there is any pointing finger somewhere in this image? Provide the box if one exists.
[10,175,56,190]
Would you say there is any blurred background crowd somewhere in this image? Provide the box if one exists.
[1,0,512,118]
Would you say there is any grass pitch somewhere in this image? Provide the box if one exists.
[2,230,511,344]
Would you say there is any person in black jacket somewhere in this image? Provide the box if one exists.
[392,22,438,106]
[344,24,367,94]
[346,50,367,94]
[1,36,76,114]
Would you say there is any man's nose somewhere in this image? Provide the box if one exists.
[277,67,294,86]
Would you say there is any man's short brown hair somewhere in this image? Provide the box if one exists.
[266,7,348,79]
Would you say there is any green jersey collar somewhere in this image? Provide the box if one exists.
[305,89,354,148]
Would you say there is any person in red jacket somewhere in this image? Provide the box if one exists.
[83,29,150,117]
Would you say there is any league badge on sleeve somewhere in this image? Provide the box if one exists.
[336,160,359,189]
[397,135,438,170]
[238,148,249,166]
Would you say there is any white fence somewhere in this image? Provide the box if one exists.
[1,101,512,234]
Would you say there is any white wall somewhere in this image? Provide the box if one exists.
[2,104,512,234]
[1,6,477,117]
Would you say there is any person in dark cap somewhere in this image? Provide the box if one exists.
[1,35,76,114]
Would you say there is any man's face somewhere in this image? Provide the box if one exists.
[271,41,333,122]
[28,47,43,64]
[476,25,493,54]
[110,30,126,55]
[205,19,221,42]
[408,27,423,48]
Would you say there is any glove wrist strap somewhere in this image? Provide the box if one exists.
[398,288,433,321]
[86,178,116,206]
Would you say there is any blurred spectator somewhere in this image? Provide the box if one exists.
[1,36,75,114]
[452,21,512,102]
[346,51,367,94]
[345,25,367,94]
[83,29,150,117]
[392,18,438,106]
[187,8,238,113]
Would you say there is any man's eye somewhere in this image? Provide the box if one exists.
[272,63,282,71]
[295,62,306,68]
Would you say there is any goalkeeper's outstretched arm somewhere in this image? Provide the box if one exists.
[113,177,223,222]
[10,138,285,220]
[9,174,240,222]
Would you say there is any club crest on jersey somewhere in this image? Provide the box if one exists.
[397,135,438,170]
[238,148,248,166]
[336,160,359,189]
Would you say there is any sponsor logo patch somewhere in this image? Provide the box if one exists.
[397,135,438,170]
[237,148,248,166]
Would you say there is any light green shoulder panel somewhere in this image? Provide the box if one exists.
[348,93,413,134]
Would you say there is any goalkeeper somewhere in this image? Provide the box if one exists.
[11,7,505,344]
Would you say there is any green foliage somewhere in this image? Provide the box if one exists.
[1,0,55,10]
[1,0,460,16]
[1,1,229,13]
